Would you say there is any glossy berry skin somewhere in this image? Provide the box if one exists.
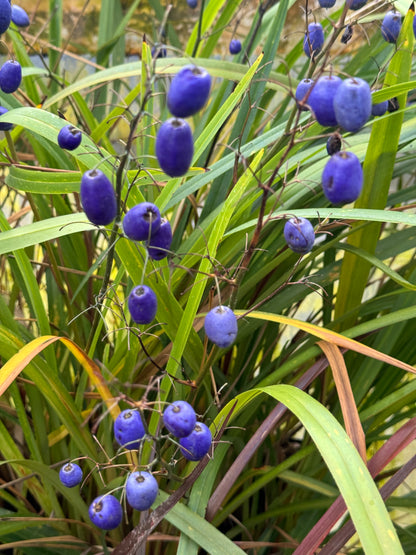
[89,494,123,530]
[57,124,82,150]
[59,462,83,488]
[303,23,324,58]
[326,134,342,155]
[295,78,314,111]
[156,118,194,177]
[341,24,353,44]
[0,60,22,93]
[114,409,145,449]
[80,169,117,226]
[204,306,238,348]
[284,218,315,254]
[179,422,212,461]
[229,39,242,54]
[0,0,11,34]
[381,11,402,43]
[308,75,342,127]
[371,92,388,117]
[322,151,363,204]
[333,77,372,133]
[11,5,30,27]
[0,106,12,131]
[346,0,367,9]
[123,202,161,241]
[187,0,198,7]
[167,65,211,118]
[163,400,197,438]
[128,285,158,325]
[126,471,159,511]
[146,218,173,260]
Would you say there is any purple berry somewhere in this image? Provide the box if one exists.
[0,0,11,34]
[303,23,324,58]
[0,60,22,93]
[123,202,161,241]
[284,217,315,254]
[156,118,194,178]
[307,75,342,127]
[318,0,336,7]
[341,24,353,43]
[179,422,212,461]
[114,409,145,449]
[146,218,173,260]
[326,134,342,155]
[229,39,242,55]
[57,124,82,150]
[126,471,159,511]
[127,285,157,325]
[59,462,83,488]
[295,78,314,111]
[89,494,123,530]
[80,169,117,226]
[381,11,402,43]
[0,106,13,131]
[204,306,238,348]
[322,151,363,204]
[163,400,197,438]
[371,91,388,117]
[346,0,367,9]
[333,77,372,133]
[167,65,211,118]
[187,0,198,7]
[11,5,30,27]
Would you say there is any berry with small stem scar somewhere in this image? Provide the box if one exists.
[163,400,197,438]
[126,471,159,511]
[114,409,145,449]
[57,124,82,150]
[156,118,194,178]
[59,462,83,487]
[80,169,117,226]
[295,78,314,111]
[167,65,211,118]
[179,422,212,461]
[89,494,123,530]
[127,285,158,325]
[284,218,315,254]
[204,305,238,348]
[322,151,363,204]
[123,202,161,241]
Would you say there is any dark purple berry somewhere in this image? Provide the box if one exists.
[371,91,388,117]
[167,65,211,118]
[308,75,342,127]
[341,24,353,43]
[0,106,13,131]
[11,5,30,27]
[146,218,173,260]
[229,39,242,55]
[319,0,336,6]
[322,151,363,204]
[152,44,167,58]
[126,471,158,511]
[333,77,372,133]
[80,169,117,226]
[128,285,157,325]
[284,217,315,254]
[326,134,342,155]
[187,0,198,7]
[303,23,324,58]
[295,78,314,111]
[381,10,402,43]
[89,494,123,530]
[204,306,238,348]
[387,97,399,112]
[346,0,367,9]
[123,202,161,241]
[163,400,197,438]
[0,0,11,34]
[59,462,83,488]
[179,422,212,461]
[114,409,145,449]
[0,60,22,93]
[57,124,82,150]
[156,118,194,178]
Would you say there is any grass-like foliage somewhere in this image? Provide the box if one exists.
[1,0,416,552]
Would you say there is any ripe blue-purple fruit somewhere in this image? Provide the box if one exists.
[303,23,324,58]
[156,118,194,178]
[295,78,314,111]
[163,400,197,438]
[346,0,367,9]
[123,202,161,241]
[128,285,158,325]
[333,77,372,133]
[307,75,342,127]
[381,10,402,43]
[0,60,22,93]
[80,169,117,226]
[229,39,242,54]
[57,124,82,150]
[167,65,211,118]
[322,151,363,204]
[179,422,212,461]
[146,218,173,260]
[11,5,30,27]
[0,0,11,34]
[0,106,13,131]
[89,494,123,530]
[318,0,336,7]
[204,306,238,348]
[284,217,315,254]
[59,462,83,488]
[126,471,159,511]
[187,0,198,7]
[371,91,388,117]
[341,24,353,43]
[114,409,145,449]
[326,134,342,155]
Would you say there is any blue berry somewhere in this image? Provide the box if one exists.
[11,5,30,27]
[303,23,324,58]
[204,306,238,348]
[322,151,363,204]
[59,462,83,488]
[114,409,145,449]
[0,60,22,94]
[295,78,314,111]
[0,0,11,34]
[146,218,173,260]
[307,75,342,127]
[163,400,197,438]
[167,65,211,118]
[126,471,159,511]
[80,169,117,226]
[371,91,388,117]
[179,422,212,461]
[127,285,158,325]
[318,0,336,7]
[341,24,353,43]
[0,106,13,131]
[89,494,123,530]
[326,134,341,155]
[284,217,315,254]
[123,202,161,241]
[187,0,198,7]
[229,39,242,55]
[57,124,82,150]
[381,11,402,43]
[156,118,194,178]
[333,77,372,133]
[346,0,367,9]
